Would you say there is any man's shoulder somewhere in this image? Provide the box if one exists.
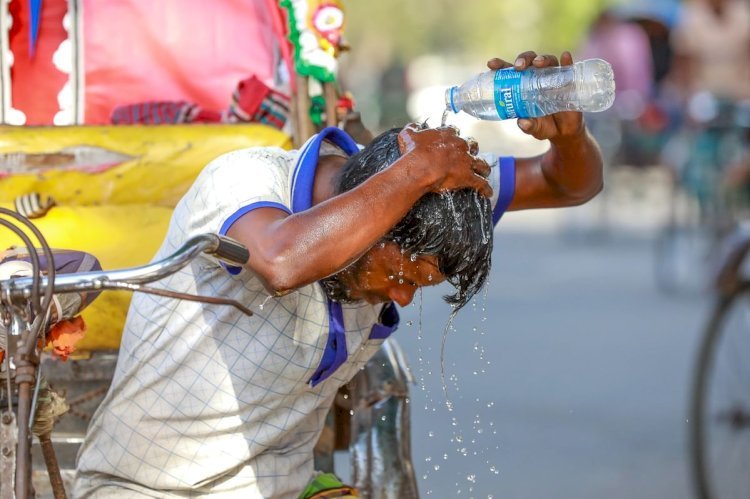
[206,146,296,172]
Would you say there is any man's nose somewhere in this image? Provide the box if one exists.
[388,285,417,307]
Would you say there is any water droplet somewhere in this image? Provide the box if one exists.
[410,253,418,262]
[259,294,273,311]
[434,464,440,471]
[425,456,432,462]
[398,279,404,284]
[381,415,387,421]
[406,320,413,326]
[427,274,433,282]
[343,394,348,399]
[388,275,395,280]
[428,431,435,437]
[349,409,355,416]
[443,453,449,460]
[467,474,476,483]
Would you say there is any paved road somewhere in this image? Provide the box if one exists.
[338,179,713,499]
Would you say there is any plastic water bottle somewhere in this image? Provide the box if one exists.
[445,58,615,121]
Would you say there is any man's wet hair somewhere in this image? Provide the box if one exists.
[323,126,493,311]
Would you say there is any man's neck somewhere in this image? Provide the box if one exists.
[312,154,348,206]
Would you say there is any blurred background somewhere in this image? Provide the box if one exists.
[334,0,750,497]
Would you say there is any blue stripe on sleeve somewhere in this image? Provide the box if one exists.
[218,201,291,275]
[492,156,516,226]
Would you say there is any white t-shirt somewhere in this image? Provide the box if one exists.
[74,128,515,498]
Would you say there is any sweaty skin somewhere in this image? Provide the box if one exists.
[228,50,603,301]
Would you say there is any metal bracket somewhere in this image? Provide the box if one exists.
[0,411,18,499]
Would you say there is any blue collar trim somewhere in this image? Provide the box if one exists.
[291,127,360,213]
[295,128,359,387]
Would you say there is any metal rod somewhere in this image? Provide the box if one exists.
[323,82,338,127]
[116,283,254,316]
[4,234,217,299]
[290,86,302,148]
[39,434,67,499]
[14,331,34,498]
[296,74,315,140]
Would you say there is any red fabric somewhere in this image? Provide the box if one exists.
[9,0,68,125]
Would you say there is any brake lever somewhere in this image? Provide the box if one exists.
[119,284,254,316]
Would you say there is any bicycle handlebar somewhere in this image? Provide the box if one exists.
[0,233,249,300]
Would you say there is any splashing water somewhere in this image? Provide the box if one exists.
[441,106,451,127]
[258,295,273,311]
[476,196,490,244]
[441,192,462,229]
[439,309,459,410]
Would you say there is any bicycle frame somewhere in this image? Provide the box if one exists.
[0,209,249,499]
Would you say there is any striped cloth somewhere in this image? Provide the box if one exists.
[109,75,289,129]
[110,101,221,125]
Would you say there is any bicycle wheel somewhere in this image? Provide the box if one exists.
[690,286,750,499]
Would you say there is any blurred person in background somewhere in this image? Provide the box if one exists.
[581,8,654,122]
[670,0,750,103]
[664,0,750,215]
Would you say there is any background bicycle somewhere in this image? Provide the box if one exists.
[689,221,750,499]
[654,95,750,294]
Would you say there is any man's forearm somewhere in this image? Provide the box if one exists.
[541,124,604,205]
[229,152,441,295]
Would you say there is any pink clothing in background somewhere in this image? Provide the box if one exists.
[81,0,290,124]
[581,19,654,100]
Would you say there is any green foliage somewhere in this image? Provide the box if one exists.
[345,0,611,64]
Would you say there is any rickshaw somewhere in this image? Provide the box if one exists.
[0,1,417,497]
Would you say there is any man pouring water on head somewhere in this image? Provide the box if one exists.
[74,51,605,498]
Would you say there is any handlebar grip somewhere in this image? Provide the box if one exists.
[211,235,250,266]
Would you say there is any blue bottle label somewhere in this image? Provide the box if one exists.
[493,69,524,119]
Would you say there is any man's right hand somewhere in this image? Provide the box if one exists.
[397,124,493,198]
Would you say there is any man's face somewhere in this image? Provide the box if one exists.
[339,242,446,307]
